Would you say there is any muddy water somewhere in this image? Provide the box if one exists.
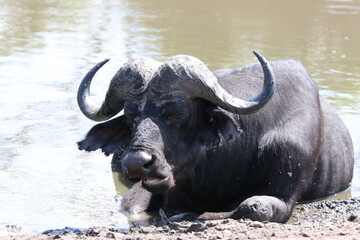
[0,0,359,236]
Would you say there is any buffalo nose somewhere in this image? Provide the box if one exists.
[121,151,153,179]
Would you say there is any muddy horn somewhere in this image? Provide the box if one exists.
[151,51,275,114]
[77,57,161,121]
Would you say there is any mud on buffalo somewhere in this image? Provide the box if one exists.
[77,51,354,223]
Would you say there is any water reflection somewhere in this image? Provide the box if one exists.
[0,0,359,236]
[121,0,360,113]
[326,1,360,15]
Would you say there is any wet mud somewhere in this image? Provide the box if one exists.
[2,197,360,240]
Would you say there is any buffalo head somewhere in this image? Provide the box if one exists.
[77,52,275,194]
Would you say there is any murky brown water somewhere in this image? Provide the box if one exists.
[0,0,359,235]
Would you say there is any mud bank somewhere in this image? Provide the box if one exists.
[2,197,360,240]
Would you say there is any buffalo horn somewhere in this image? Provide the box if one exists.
[77,57,160,121]
[151,51,275,114]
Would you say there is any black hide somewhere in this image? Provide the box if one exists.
[78,58,354,223]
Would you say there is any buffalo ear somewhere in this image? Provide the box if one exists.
[210,108,243,140]
[77,115,131,156]
[199,108,242,147]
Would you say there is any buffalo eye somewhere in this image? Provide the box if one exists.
[206,108,228,126]
[158,100,190,126]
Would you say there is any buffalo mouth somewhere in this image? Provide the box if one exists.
[141,175,174,193]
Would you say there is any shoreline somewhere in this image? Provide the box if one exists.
[2,197,360,240]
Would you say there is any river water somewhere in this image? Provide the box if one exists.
[0,0,359,236]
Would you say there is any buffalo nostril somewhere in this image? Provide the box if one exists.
[143,157,155,170]
[136,151,153,170]
[121,151,154,178]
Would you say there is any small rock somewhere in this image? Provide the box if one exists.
[138,227,151,234]
[84,227,101,236]
[301,232,310,237]
[215,225,232,231]
[187,222,205,232]
[106,232,115,238]
[249,221,264,228]
[222,219,230,224]
[206,222,217,228]
[348,213,358,222]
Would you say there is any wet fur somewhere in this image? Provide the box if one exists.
[78,60,353,223]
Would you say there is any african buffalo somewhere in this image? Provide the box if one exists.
[77,52,354,223]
